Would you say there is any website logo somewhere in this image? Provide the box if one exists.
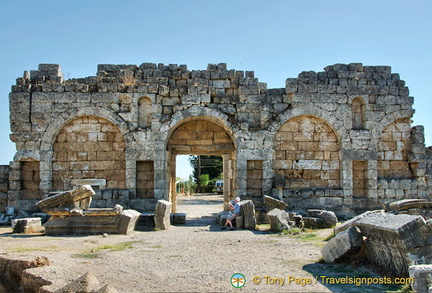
[231,273,246,288]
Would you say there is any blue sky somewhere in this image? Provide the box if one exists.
[0,0,431,180]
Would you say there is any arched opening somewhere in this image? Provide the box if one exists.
[52,116,126,191]
[274,115,341,190]
[166,118,236,217]
[352,97,365,130]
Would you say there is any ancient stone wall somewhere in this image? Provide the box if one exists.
[7,62,432,216]
[426,147,432,178]
[0,165,10,212]
[52,116,126,190]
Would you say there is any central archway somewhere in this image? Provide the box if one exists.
[166,118,236,213]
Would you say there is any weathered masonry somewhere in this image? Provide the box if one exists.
[5,62,432,217]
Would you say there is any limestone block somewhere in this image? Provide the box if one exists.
[321,227,363,263]
[303,217,325,229]
[236,216,244,229]
[154,200,172,230]
[264,195,288,212]
[267,208,291,232]
[55,272,100,293]
[22,266,79,293]
[0,255,50,293]
[307,209,338,228]
[239,200,256,230]
[386,199,432,212]
[117,209,140,234]
[409,265,432,293]
[356,213,432,276]
[334,210,384,235]
[36,185,95,212]
[171,213,186,225]
[11,217,42,234]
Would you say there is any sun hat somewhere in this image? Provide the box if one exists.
[235,197,240,202]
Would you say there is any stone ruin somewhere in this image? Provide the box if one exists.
[321,205,432,291]
[0,62,430,219]
[35,185,140,235]
[0,254,118,292]
[0,61,431,287]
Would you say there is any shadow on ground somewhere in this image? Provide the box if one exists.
[303,262,404,293]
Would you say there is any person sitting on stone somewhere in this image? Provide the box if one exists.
[221,197,241,230]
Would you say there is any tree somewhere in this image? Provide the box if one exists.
[188,155,223,193]
[198,174,210,193]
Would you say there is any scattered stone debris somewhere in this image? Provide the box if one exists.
[0,255,118,293]
[322,210,432,277]
[0,255,50,292]
[288,212,304,229]
[36,185,140,235]
[0,206,16,225]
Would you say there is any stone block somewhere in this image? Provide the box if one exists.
[11,217,42,234]
[307,209,338,228]
[116,209,140,234]
[239,200,256,230]
[154,200,172,230]
[0,255,50,292]
[171,212,186,225]
[264,195,288,212]
[36,185,95,212]
[22,266,79,293]
[356,213,432,276]
[321,227,363,263]
[409,265,432,293]
[267,208,291,232]
[334,210,384,235]
[303,217,325,229]
[236,216,244,229]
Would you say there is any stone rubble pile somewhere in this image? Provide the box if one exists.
[322,210,432,277]
[36,185,140,235]
[0,254,118,292]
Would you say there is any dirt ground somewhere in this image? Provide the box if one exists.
[0,194,403,292]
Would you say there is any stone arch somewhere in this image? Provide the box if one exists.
[377,118,412,179]
[268,105,348,148]
[168,119,235,154]
[52,116,126,190]
[138,96,152,128]
[41,106,130,152]
[273,115,341,189]
[370,109,414,147]
[351,97,365,130]
[162,106,238,150]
